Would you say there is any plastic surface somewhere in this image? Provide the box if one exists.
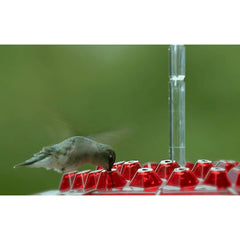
[129,168,162,188]
[169,45,186,167]
[97,169,127,191]
[228,166,240,187]
[185,162,194,170]
[142,162,158,171]
[84,170,103,191]
[96,166,104,170]
[72,170,91,190]
[203,167,231,189]
[59,171,77,192]
[155,160,179,179]
[56,160,240,195]
[169,45,185,80]
[192,159,213,179]
[166,167,199,189]
[121,160,141,180]
[96,161,125,172]
[112,161,125,172]
[215,160,238,172]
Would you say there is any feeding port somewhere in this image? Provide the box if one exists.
[54,160,240,195]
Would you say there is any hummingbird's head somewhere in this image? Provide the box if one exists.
[106,149,116,171]
[96,144,116,171]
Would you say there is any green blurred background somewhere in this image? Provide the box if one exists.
[1,45,240,194]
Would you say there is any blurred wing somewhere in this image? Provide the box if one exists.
[44,111,74,141]
[43,110,131,147]
[88,128,131,146]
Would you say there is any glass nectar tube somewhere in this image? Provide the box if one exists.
[169,45,186,167]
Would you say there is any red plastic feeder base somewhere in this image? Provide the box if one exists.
[228,166,240,187]
[121,160,141,180]
[203,167,231,189]
[97,169,127,191]
[56,160,240,195]
[84,170,103,191]
[155,160,179,180]
[166,167,199,189]
[215,160,238,172]
[192,159,213,179]
[142,162,158,171]
[129,168,162,189]
[72,170,91,191]
[112,161,125,172]
[185,162,194,170]
[59,171,77,192]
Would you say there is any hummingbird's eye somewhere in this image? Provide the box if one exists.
[108,153,115,165]
[109,155,114,163]
[107,151,116,171]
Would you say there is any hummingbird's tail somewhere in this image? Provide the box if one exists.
[14,161,34,168]
[14,152,50,168]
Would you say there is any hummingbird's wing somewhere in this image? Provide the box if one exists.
[87,128,130,146]
[42,111,131,148]
[43,111,74,141]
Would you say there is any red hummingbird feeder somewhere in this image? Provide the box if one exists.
[43,45,240,196]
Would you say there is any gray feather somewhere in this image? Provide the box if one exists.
[13,136,116,172]
[14,151,51,168]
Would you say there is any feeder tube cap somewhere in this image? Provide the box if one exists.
[169,45,185,80]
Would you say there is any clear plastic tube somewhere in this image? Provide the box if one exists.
[169,45,186,167]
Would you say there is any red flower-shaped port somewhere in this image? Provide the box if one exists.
[166,167,199,189]
[112,161,125,172]
[155,160,179,180]
[192,159,213,179]
[215,160,238,172]
[129,168,162,188]
[84,170,103,191]
[59,171,77,192]
[185,162,194,170]
[142,162,158,171]
[121,160,141,180]
[72,170,91,191]
[96,166,104,170]
[203,167,231,189]
[97,169,127,191]
[228,166,240,187]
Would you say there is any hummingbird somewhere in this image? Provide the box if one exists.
[14,136,116,173]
